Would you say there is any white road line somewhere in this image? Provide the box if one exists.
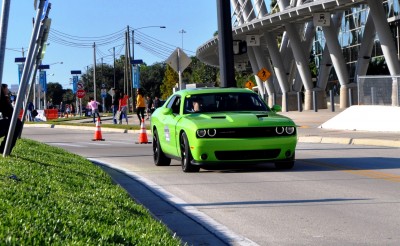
[52,143,84,148]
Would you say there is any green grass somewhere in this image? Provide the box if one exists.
[0,139,181,245]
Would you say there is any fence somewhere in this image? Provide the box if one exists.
[357,75,400,106]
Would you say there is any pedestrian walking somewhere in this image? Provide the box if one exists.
[136,88,146,123]
[27,101,34,122]
[0,84,23,154]
[118,92,129,124]
[146,95,153,120]
[87,97,101,123]
[153,96,161,111]
[112,88,120,124]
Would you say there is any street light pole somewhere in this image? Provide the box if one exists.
[179,29,186,50]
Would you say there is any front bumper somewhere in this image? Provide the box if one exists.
[189,136,297,165]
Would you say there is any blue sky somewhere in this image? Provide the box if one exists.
[3,0,218,90]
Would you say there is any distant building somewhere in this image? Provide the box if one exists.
[10,84,19,94]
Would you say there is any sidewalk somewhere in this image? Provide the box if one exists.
[280,108,400,148]
[28,108,400,148]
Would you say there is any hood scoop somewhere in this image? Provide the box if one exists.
[211,116,227,119]
[256,114,269,118]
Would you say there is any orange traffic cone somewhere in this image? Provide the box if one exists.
[92,117,105,141]
[137,119,150,144]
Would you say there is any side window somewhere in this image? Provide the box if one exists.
[166,95,181,115]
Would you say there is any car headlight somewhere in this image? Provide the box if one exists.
[197,129,207,137]
[285,126,295,135]
[207,129,217,137]
[275,127,284,135]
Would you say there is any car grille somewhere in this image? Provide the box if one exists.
[215,149,281,160]
[208,127,296,138]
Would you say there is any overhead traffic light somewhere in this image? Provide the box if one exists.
[233,40,247,55]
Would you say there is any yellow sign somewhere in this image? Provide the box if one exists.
[245,80,255,89]
[257,67,271,81]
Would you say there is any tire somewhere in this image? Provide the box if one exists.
[275,153,295,170]
[275,161,295,170]
[180,132,200,173]
[153,129,171,166]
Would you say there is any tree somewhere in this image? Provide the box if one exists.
[161,65,178,100]
[46,82,64,106]
[140,63,166,98]
[184,56,219,85]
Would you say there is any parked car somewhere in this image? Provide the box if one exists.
[150,87,298,172]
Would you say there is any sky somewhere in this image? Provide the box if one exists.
[3,0,218,90]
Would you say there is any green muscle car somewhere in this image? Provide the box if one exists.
[150,88,297,172]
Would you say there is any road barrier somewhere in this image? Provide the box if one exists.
[44,109,58,120]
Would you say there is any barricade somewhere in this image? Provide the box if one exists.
[44,109,59,120]
[18,109,24,120]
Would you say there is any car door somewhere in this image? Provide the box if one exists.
[160,95,182,157]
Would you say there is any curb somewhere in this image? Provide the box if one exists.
[25,124,400,148]
[24,124,149,134]
[299,136,400,148]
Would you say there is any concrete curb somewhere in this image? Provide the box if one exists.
[25,124,400,148]
[24,124,146,134]
[299,136,399,148]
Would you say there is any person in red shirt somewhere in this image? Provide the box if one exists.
[118,92,129,124]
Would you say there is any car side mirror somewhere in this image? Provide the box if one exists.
[160,107,172,115]
[271,105,282,112]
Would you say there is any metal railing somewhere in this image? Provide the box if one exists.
[357,75,400,106]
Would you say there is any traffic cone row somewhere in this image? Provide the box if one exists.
[92,117,105,141]
[137,119,150,144]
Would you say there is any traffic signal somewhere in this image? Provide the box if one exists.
[233,40,247,55]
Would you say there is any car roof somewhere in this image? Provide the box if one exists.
[175,87,255,97]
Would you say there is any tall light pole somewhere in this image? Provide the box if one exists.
[179,29,186,50]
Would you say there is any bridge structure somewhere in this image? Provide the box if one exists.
[196,0,400,111]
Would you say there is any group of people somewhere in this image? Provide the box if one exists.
[109,88,129,125]
[108,88,161,125]
[135,88,160,123]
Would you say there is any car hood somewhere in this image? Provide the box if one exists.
[184,112,296,128]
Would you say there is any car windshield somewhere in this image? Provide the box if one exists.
[184,92,269,114]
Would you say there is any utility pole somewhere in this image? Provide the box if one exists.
[0,0,11,89]
[113,47,116,88]
[127,26,132,113]
[93,42,97,102]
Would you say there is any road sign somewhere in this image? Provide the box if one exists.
[131,59,143,65]
[313,13,330,27]
[77,82,84,90]
[257,67,271,81]
[165,48,191,73]
[76,89,86,99]
[245,80,255,89]
[101,89,107,98]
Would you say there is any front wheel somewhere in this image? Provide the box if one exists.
[180,132,200,173]
[275,153,295,170]
[153,129,171,166]
[275,161,294,170]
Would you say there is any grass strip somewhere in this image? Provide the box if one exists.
[0,139,181,245]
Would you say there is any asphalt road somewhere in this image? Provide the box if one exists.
[22,127,400,245]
